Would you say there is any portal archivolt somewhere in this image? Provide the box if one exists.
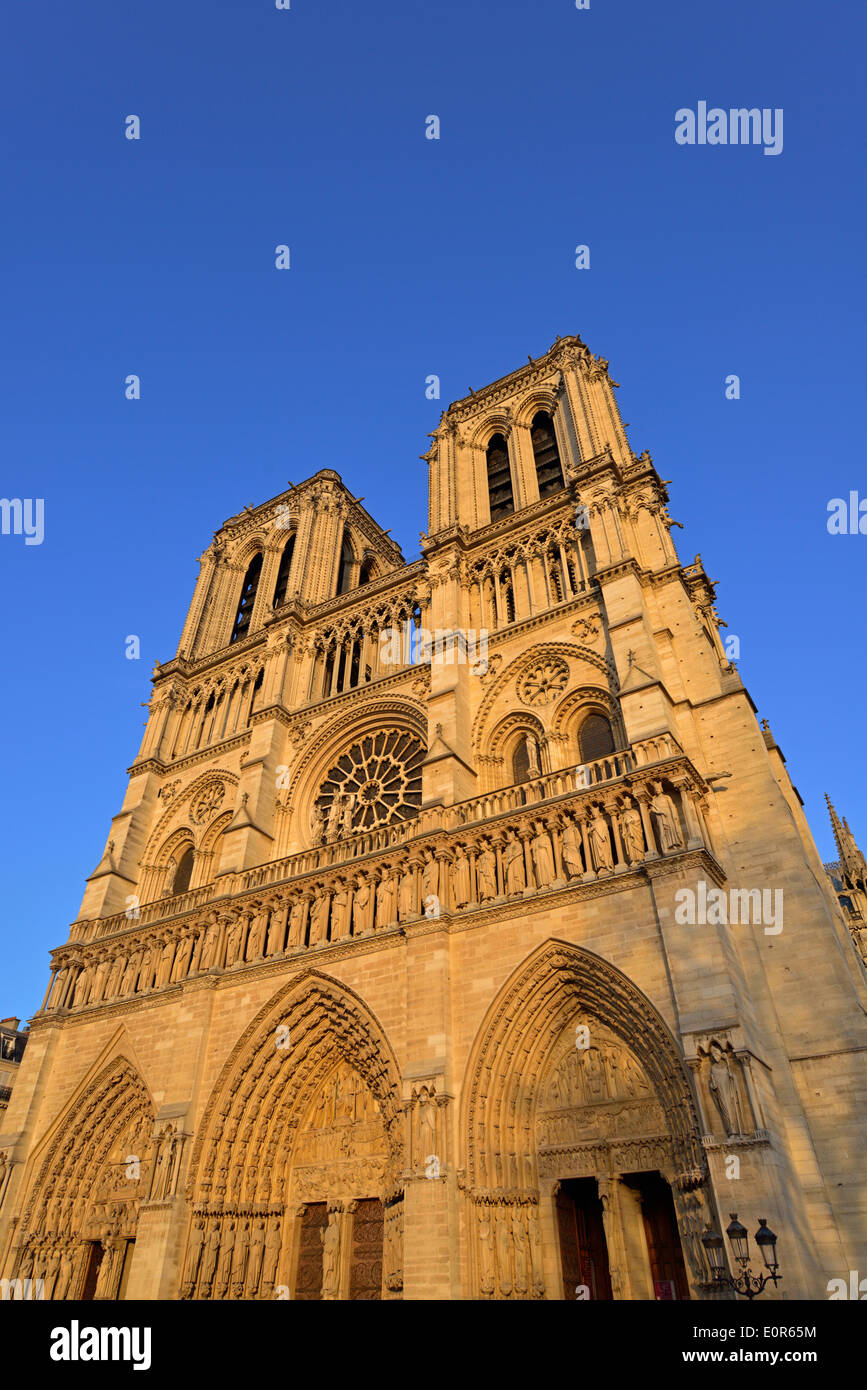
[183,972,404,1299]
[462,940,712,1299]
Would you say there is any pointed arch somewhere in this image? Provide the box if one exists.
[187,971,404,1210]
[462,939,706,1193]
[22,1056,155,1244]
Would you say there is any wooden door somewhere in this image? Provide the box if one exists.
[294,1203,328,1300]
[556,1180,612,1300]
[348,1198,383,1300]
[638,1174,689,1300]
[80,1242,103,1301]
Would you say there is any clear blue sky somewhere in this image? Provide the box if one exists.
[1,0,864,1019]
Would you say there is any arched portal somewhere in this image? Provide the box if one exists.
[184,972,405,1300]
[462,941,713,1301]
[9,1058,155,1300]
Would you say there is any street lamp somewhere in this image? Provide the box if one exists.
[701,1214,780,1298]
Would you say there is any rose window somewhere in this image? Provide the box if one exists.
[316,730,424,834]
[518,659,569,706]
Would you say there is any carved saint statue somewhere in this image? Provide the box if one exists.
[199,1220,221,1295]
[375,869,397,927]
[330,881,350,938]
[477,842,497,901]
[321,1211,341,1300]
[310,803,325,845]
[523,733,541,777]
[452,847,472,908]
[619,800,645,864]
[308,890,331,946]
[530,822,555,888]
[325,796,342,843]
[287,896,308,949]
[247,1219,266,1296]
[182,1218,205,1295]
[708,1041,745,1136]
[262,1219,282,1290]
[477,1209,495,1296]
[588,809,614,872]
[649,781,684,853]
[504,832,525,896]
[341,793,356,835]
[398,868,415,921]
[422,851,439,904]
[353,877,372,934]
[561,817,584,878]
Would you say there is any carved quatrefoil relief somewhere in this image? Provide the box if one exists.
[517,659,569,707]
[190,782,226,824]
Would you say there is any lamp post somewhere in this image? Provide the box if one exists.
[701,1214,780,1299]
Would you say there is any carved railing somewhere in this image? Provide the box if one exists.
[41,741,714,1021]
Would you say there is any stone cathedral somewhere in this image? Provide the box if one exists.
[1,334,865,1302]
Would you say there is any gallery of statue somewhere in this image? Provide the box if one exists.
[1,335,864,1301]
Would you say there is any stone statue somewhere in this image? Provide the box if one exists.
[321,1211,341,1299]
[199,1220,221,1295]
[266,905,285,956]
[310,803,325,844]
[288,896,309,949]
[375,869,397,927]
[588,809,614,872]
[524,733,541,777]
[530,822,555,888]
[246,911,267,961]
[215,1220,235,1295]
[56,1243,75,1301]
[232,1219,251,1295]
[247,1219,266,1296]
[512,1208,529,1296]
[340,793,356,835]
[649,781,684,852]
[477,842,497,901]
[330,880,350,938]
[325,796,342,843]
[503,832,525,896]
[398,868,415,921]
[309,890,331,946]
[155,935,177,987]
[353,877,372,934]
[171,932,194,982]
[619,800,645,864]
[561,817,583,878]
[415,1089,438,1169]
[422,850,439,904]
[262,1218,282,1290]
[495,1209,513,1297]
[182,1218,205,1295]
[708,1042,745,1136]
[477,1209,495,1296]
[120,951,141,995]
[452,846,472,908]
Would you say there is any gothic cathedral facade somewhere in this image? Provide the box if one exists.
[1,335,864,1301]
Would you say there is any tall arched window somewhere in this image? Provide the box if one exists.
[172,846,194,896]
[336,536,354,594]
[272,534,296,608]
[578,713,615,764]
[230,553,263,644]
[486,433,514,521]
[247,667,264,723]
[531,411,564,497]
[359,557,375,585]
